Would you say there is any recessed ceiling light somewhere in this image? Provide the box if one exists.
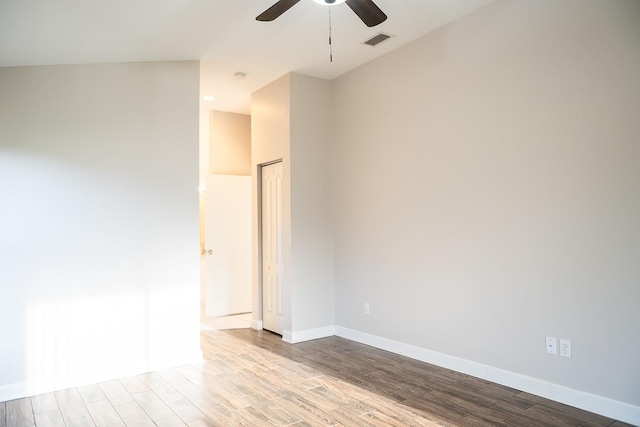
[313,0,347,5]
[202,95,215,101]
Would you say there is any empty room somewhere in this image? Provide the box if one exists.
[1,0,639,426]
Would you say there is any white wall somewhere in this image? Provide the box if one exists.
[332,0,639,414]
[0,61,201,400]
[251,73,334,340]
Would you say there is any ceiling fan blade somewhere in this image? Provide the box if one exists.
[256,0,301,21]
[345,0,387,27]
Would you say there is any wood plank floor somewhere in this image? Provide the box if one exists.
[1,329,634,426]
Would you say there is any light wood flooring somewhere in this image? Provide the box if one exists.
[1,329,634,427]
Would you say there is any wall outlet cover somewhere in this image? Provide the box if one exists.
[546,336,557,355]
[560,339,571,358]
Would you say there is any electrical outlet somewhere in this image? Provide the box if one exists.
[546,336,557,355]
[364,303,370,315]
[560,339,571,358]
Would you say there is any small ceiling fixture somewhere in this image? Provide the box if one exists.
[202,95,215,101]
[233,72,246,80]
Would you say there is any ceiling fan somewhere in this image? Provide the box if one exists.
[256,0,387,27]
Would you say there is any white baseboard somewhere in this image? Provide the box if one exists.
[251,319,263,330]
[334,326,640,426]
[282,326,335,344]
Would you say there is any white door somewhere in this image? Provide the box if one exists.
[261,162,284,334]
[205,174,252,317]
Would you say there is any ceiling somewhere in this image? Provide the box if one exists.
[0,0,492,114]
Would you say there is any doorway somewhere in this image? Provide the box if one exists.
[203,174,252,322]
[261,161,284,334]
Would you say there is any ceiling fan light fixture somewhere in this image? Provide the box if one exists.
[257,0,386,27]
[312,0,347,6]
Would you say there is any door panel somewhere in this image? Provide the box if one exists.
[205,174,252,317]
[262,162,283,334]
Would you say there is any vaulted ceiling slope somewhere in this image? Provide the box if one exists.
[0,0,493,113]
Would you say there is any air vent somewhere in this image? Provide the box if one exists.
[364,33,392,47]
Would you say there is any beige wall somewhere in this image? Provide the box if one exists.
[0,61,201,401]
[209,110,251,176]
[290,74,334,332]
[332,0,640,409]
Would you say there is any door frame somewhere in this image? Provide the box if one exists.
[257,159,283,334]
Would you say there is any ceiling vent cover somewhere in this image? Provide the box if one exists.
[364,33,392,47]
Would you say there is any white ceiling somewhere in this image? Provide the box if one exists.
[0,0,492,114]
